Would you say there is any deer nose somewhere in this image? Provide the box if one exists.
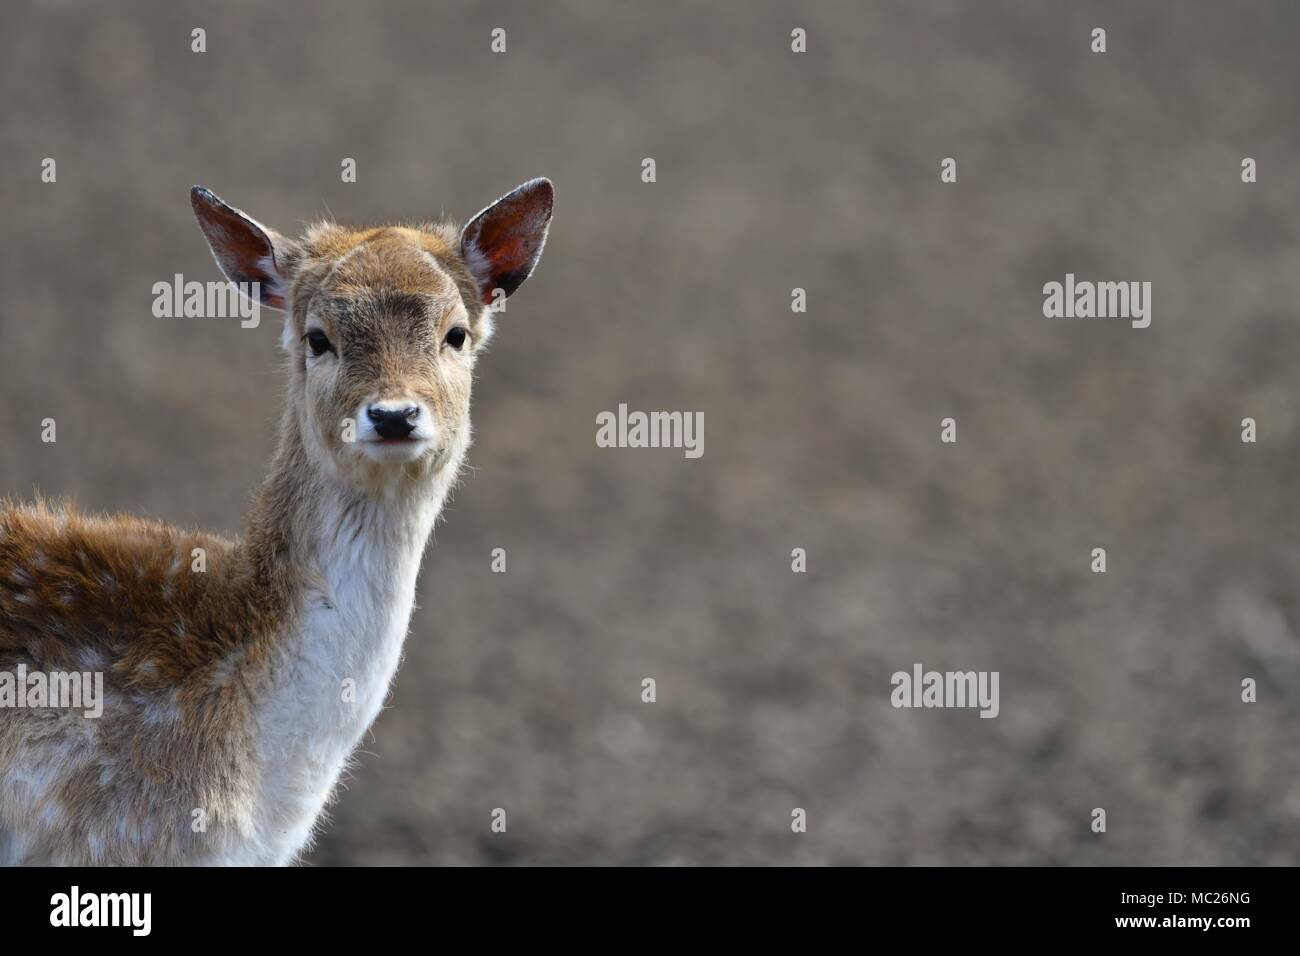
[367,404,420,440]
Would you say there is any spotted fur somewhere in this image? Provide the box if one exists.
[0,179,554,865]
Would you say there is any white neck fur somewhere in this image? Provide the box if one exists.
[238,434,465,865]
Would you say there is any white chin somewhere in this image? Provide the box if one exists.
[357,439,432,464]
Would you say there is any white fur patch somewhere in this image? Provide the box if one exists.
[241,452,463,865]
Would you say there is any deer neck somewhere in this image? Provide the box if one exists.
[237,402,464,862]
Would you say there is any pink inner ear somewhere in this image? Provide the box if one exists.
[467,204,548,303]
[463,180,553,303]
[476,214,531,262]
[193,189,286,309]
[485,235,528,271]
[209,208,272,269]
[217,221,286,309]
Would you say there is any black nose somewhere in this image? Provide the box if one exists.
[367,405,419,439]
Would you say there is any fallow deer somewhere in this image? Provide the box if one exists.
[0,178,554,864]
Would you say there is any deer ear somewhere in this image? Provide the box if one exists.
[190,186,294,311]
[459,178,554,306]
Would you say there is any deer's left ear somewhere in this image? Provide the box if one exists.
[459,178,554,305]
[191,186,296,311]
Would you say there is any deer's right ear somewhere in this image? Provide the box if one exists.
[459,178,554,306]
[190,186,294,311]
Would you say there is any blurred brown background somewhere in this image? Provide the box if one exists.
[2,0,1299,864]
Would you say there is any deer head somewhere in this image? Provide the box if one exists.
[190,179,554,486]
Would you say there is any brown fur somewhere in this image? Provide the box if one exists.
[0,179,553,864]
[0,500,273,863]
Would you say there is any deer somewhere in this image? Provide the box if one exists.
[0,177,554,865]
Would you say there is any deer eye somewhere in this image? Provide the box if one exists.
[305,328,334,357]
[444,327,469,351]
